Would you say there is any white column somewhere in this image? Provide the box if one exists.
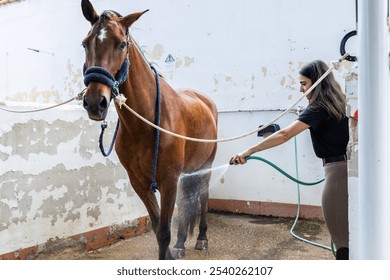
[358,0,390,259]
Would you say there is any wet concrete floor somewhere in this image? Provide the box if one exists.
[37,212,334,260]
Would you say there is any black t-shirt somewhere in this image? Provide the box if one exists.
[298,106,349,159]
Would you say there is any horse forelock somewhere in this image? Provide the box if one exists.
[96,10,129,39]
[99,10,122,24]
[92,10,129,44]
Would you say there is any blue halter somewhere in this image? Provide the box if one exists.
[83,58,130,98]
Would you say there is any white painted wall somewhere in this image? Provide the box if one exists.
[0,0,356,255]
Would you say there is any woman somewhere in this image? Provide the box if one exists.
[230,60,349,260]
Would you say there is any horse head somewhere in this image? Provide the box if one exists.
[81,0,148,121]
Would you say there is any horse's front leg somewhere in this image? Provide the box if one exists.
[128,176,160,236]
[157,183,177,260]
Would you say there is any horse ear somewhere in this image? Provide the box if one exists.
[121,10,149,29]
[81,0,99,25]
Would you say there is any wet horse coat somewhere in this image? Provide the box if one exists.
[81,0,217,259]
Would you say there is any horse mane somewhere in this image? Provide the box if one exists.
[130,35,165,79]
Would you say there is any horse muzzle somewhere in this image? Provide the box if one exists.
[82,88,111,121]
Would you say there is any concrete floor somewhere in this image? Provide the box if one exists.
[36,212,334,260]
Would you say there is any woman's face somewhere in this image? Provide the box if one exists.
[299,75,313,100]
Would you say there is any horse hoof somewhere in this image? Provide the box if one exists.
[172,248,186,259]
[195,240,208,250]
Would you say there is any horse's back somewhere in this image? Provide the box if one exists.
[176,88,218,124]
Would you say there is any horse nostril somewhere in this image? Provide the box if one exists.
[99,96,108,110]
[83,95,89,110]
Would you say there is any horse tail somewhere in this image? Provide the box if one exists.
[178,172,207,236]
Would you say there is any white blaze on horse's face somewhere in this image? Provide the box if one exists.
[97,28,107,43]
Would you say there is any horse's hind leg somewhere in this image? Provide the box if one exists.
[172,170,211,258]
[195,171,211,251]
[172,175,196,259]
[195,146,217,251]
[157,182,177,260]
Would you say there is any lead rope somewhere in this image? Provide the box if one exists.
[99,119,120,157]
[150,65,161,193]
[99,65,161,192]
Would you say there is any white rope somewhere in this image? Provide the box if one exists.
[0,90,85,113]
[0,54,348,143]
[117,54,350,143]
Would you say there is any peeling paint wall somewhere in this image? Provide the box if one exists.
[0,0,151,256]
[0,0,356,256]
[0,111,147,255]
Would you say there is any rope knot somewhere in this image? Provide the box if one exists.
[115,94,127,109]
[76,89,86,101]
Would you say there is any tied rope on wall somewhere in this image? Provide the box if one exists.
[0,90,84,113]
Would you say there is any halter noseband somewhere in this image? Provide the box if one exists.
[83,57,130,98]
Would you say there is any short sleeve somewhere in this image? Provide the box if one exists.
[298,107,328,130]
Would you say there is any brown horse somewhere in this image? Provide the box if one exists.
[81,0,218,260]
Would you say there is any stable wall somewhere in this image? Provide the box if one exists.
[0,0,356,258]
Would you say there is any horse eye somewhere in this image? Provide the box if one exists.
[81,43,86,49]
[119,41,127,50]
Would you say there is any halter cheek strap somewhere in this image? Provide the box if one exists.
[83,57,130,97]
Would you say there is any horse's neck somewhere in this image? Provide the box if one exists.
[116,37,157,131]
[130,36,150,67]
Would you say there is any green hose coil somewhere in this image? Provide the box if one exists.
[246,152,334,254]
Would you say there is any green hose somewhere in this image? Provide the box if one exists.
[246,149,334,253]
[246,156,324,186]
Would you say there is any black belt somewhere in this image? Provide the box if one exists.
[322,155,347,166]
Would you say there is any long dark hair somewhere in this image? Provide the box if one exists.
[299,60,346,121]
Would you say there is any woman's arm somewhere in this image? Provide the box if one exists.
[230,120,309,165]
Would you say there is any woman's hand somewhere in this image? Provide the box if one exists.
[229,151,250,165]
